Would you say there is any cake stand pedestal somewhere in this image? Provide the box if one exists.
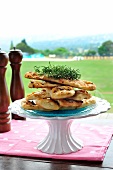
[38,119,83,154]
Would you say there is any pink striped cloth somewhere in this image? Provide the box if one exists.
[0,120,113,161]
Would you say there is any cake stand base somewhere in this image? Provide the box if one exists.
[37,119,83,154]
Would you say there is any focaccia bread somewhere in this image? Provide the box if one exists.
[21,99,43,110]
[25,88,92,101]
[21,96,96,111]
[22,65,96,112]
[26,89,51,100]
[35,98,60,110]
[69,89,91,101]
[25,71,96,91]
[50,86,75,99]
[79,96,96,108]
[28,79,58,88]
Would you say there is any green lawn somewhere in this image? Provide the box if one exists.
[6,59,113,112]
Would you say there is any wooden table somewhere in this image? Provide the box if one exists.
[0,113,113,170]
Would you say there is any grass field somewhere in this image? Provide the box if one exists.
[6,59,113,113]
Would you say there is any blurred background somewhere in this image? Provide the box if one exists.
[0,0,113,112]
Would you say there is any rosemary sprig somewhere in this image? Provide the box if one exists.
[34,62,81,80]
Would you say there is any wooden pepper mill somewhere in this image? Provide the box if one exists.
[0,49,11,132]
[9,47,26,120]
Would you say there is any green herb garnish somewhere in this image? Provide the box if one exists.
[34,62,81,80]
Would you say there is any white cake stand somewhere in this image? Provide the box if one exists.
[9,97,110,154]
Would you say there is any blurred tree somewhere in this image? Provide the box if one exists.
[41,49,53,56]
[16,39,35,54]
[85,50,96,56]
[54,47,69,57]
[10,41,14,50]
[98,40,113,56]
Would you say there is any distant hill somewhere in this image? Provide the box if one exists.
[30,33,113,51]
[1,33,113,52]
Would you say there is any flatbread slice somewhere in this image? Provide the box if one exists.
[26,89,51,100]
[21,99,55,111]
[69,89,91,101]
[79,96,96,108]
[57,96,96,109]
[21,99,44,110]
[25,72,96,91]
[28,79,58,88]
[50,86,75,99]
[36,98,60,110]
[21,97,96,111]
[57,99,83,108]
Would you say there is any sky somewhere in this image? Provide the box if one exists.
[1,0,113,41]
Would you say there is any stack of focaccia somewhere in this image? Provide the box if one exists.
[21,71,96,111]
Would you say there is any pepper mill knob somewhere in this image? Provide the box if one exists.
[9,47,26,120]
[0,49,11,132]
[9,47,23,63]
